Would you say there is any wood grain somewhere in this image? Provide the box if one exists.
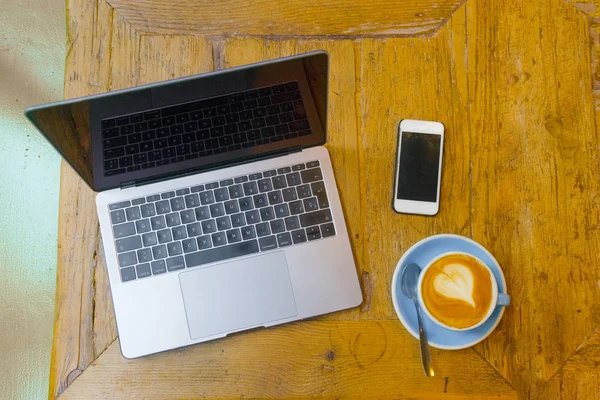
[107,0,464,37]
[50,1,214,398]
[49,0,115,397]
[466,0,600,395]
[52,0,600,398]
[58,321,516,399]
[537,330,600,399]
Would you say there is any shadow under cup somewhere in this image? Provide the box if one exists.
[417,251,510,331]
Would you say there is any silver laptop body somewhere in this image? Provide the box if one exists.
[26,51,363,358]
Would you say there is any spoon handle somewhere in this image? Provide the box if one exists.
[413,298,434,377]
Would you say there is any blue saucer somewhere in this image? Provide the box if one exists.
[391,234,508,350]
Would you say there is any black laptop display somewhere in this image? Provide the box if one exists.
[26,53,328,191]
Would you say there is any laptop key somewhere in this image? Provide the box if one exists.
[289,200,304,215]
[260,207,275,221]
[272,175,287,189]
[299,209,332,227]
[274,203,290,218]
[291,229,307,244]
[286,172,302,186]
[256,222,271,237]
[118,251,137,267]
[151,260,167,275]
[116,236,142,253]
[167,241,183,256]
[258,178,273,193]
[268,190,283,205]
[284,216,300,231]
[301,168,323,183]
[125,207,141,221]
[166,212,181,227]
[194,206,210,221]
[241,225,257,240]
[196,235,212,250]
[210,203,225,218]
[135,218,152,233]
[320,222,336,238]
[180,209,195,224]
[310,181,329,208]
[113,222,135,239]
[306,226,322,241]
[172,226,187,241]
[185,239,259,268]
[120,266,136,282]
[253,193,268,208]
[186,222,202,237]
[140,203,156,218]
[226,228,242,243]
[259,235,278,251]
[137,248,153,263]
[212,231,227,247]
[184,194,200,208]
[166,256,186,271]
[277,232,292,247]
[296,184,311,199]
[303,197,319,212]
[216,216,231,231]
[200,191,215,205]
[170,197,186,211]
[201,219,217,234]
[224,200,239,214]
[157,229,173,244]
[214,187,229,202]
[270,219,285,234]
[155,200,171,214]
[239,197,254,211]
[228,184,244,199]
[230,213,246,228]
[282,187,297,202]
[152,244,168,259]
[150,215,166,230]
[182,238,198,253]
[243,181,258,196]
[142,232,158,247]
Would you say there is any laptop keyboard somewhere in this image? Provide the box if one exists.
[101,81,312,177]
[108,161,336,282]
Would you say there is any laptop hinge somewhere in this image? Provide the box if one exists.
[121,146,303,189]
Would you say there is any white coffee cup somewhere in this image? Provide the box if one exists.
[417,251,510,331]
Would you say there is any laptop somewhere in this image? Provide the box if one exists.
[25,51,363,358]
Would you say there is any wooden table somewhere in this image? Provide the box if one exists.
[50,0,600,398]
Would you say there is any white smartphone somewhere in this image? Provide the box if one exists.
[393,119,445,215]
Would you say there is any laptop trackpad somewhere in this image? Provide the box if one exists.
[179,251,298,340]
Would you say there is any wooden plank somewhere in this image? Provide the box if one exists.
[465,0,600,395]
[357,30,471,318]
[58,321,517,399]
[51,3,215,398]
[537,330,600,399]
[107,0,463,37]
[50,0,115,398]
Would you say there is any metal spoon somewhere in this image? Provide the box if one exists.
[401,262,434,377]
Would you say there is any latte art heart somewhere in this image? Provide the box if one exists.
[432,263,476,307]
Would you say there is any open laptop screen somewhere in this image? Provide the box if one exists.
[25,52,328,192]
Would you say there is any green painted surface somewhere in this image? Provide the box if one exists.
[0,0,65,399]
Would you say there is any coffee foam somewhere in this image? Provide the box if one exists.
[432,263,476,307]
[421,254,494,329]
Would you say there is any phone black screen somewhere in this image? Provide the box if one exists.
[396,131,441,202]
